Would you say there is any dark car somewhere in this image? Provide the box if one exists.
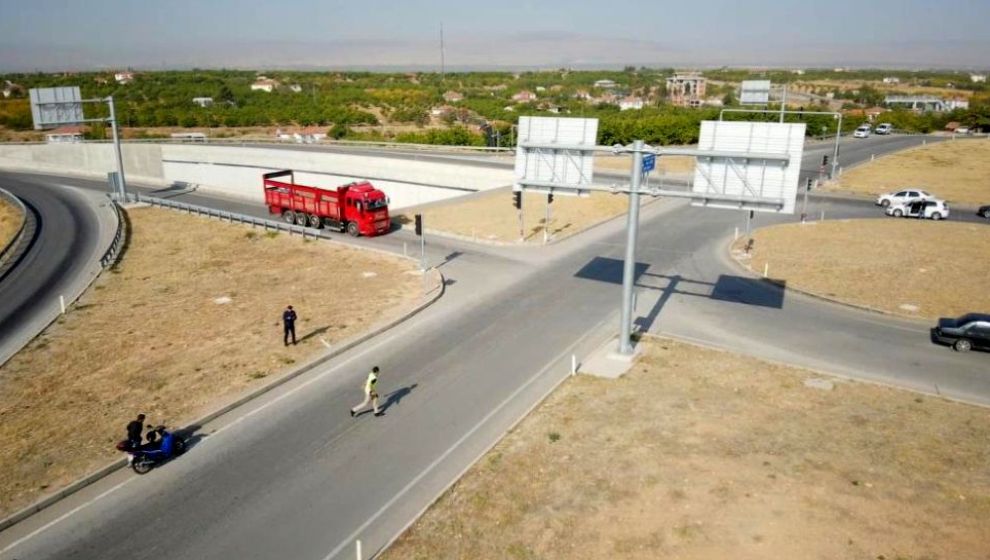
[979,205,990,220]
[931,313,990,352]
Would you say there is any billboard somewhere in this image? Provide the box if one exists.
[29,87,84,130]
[514,116,598,196]
[691,120,806,214]
[740,80,771,105]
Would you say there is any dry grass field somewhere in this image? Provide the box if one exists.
[0,207,424,517]
[593,154,695,175]
[828,139,990,206]
[400,189,631,244]
[732,219,990,319]
[385,338,990,560]
[0,196,23,252]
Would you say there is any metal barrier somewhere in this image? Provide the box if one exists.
[99,196,128,268]
[0,187,30,271]
[132,192,337,242]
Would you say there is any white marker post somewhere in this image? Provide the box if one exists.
[355,539,362,560]
[59,295,65,315]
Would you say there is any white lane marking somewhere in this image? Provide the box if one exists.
[1,479,137,554]
[1,329,403,554]
[320,341,577,560]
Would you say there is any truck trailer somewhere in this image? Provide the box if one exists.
[262,170,390,237]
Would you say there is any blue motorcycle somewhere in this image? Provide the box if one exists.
[117,429,188,474]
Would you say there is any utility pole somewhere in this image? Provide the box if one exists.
[107,96,127,200]
[439,22,445,83]
[618,140,644,355]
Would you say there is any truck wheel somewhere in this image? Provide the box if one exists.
[308,214,322,229]
[282,210,295,224]
[346,222,360,237]
[930,212,942,221]
[953,339,972,352]
[295,212,308,226]
[893,208,903,217]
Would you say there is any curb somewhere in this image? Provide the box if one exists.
[723,230,932,325]
[0,188,31,278]
[0,269,445,534]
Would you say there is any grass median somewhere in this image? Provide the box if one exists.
[827,139,990,206]
[0,196,23,252]
[732,219,990,319]
[384,338,990,560]
[0,206,424,518]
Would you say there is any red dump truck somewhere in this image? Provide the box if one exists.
[262,170,391,237]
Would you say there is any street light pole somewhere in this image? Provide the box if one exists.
[107,96,127,200]
[831,113,842,179]
[618,139,644,355]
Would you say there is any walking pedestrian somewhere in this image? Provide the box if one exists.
[350,366,383,417]
[126,413,146,450]
[282,305,297,346]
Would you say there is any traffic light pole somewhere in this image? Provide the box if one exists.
[543,194,552,244]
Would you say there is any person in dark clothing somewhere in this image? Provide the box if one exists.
[126,414,146,450]
[145,424,159,449]
[282,305,298,346]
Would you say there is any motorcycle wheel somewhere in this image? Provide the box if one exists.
[174,438,188,455]
[132,458,154,475]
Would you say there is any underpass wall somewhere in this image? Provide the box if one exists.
[0,143,164,185]
[0,143,514,210]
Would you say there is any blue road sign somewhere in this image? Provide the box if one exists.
[642,153,656,174]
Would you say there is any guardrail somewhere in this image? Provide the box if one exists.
[1,137,517,154]
[0,187,30,272]
[99,196,128,268]
[132,192,338,241]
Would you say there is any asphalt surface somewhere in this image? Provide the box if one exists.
[1,133,987,560]
[0,175,113,366]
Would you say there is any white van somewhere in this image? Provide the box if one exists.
[875,123,893,135]
[853,125,872,138]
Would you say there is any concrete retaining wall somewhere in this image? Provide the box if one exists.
[0,143,515,210]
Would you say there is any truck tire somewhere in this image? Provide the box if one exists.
[346,222,360,237]
[282,210,295,224]
[308,214,322,228]
[295,212,308,226]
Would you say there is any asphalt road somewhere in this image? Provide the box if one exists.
[0,175,112,366]
[1,133,987,559]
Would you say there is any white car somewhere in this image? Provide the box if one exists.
[853,125,871,138]
[876,189,934,208]
[885,198,949,220]
[875,123,893,135]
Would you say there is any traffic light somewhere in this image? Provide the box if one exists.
[822,154,829,166]
[414,213,423,236]
[512,190,522,210]
[547,192,554,204]
[806,177,814,191]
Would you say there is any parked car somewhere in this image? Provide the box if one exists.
[885,198,949,220]
[955,126,971,135]
[853,124,872,138]
[876,189,934,208]
[978,204,990,220]
[931,313,990,352]
[875,123,893,135]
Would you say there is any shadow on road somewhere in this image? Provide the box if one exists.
[381,383,418,413]
[575,256,787,332]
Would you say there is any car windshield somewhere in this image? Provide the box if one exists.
[365,198,387,210]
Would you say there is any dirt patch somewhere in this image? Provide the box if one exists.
[400,189,630,244]
[731,219,990,319]
[385,338,990,560]
[827,140,990,206]
[0,196,23,252]
[0,207,424,518]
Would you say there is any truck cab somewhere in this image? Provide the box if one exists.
[340,182,391,236]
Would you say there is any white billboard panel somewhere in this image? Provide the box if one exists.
[740,80,771,105]
[29,87,85,130]
[691,120,806,214]
[514,116,598,196]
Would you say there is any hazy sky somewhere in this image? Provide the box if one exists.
[1,0,988,71]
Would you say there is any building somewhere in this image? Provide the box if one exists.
[287,84,302,93]
[791,69,806,75]
[884,95,946,112]
[593,79,617,89]
[191,97,214,108]
[573,89,592,100]
[882,77,900,84]
[619,96,644,111]
[666,73,706,107]
[45,126,86,143]
[274,127,327,143]
[535,86,547,93]
[945,97,970,111]
[511,90,537,102]
[251,78,278,93]
[442,91,464,103]
[114,72,134,84]
[971,74,987,83]
[2,80,23,98]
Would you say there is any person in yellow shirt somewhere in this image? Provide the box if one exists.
[350,366,382,417]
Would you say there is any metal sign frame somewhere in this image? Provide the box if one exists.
[514,116,598,197]
[29,87,85,130]
[740,80,771,105]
